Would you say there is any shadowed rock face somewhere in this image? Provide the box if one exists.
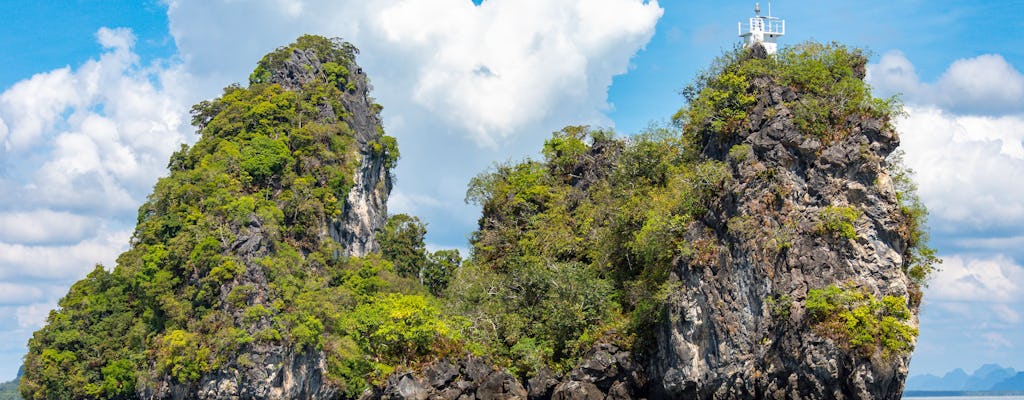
[647,73,913,399]
[364,356,527,400]
[360,344,641,400]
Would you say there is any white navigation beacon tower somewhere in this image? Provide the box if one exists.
[739,2,785,54]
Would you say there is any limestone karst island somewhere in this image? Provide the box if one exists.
[16,5,937,400]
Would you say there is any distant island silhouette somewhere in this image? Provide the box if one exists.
[906,364,1024,392]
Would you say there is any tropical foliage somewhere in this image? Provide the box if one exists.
[449,41,933,376]
[451,124,730,375]
[675,41,902,146]
[19,35,437,400]
[805,285,918,357]
[20,39,936,398]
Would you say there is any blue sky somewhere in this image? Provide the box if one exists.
[0,0,1022,381]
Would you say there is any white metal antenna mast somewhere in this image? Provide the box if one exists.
[739,1,785,54]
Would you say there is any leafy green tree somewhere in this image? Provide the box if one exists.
[542,126,590,179]
[817,206,862,240]
[378,214,428,278]
[345,293,461,380]
[676,41,901,147]
[20,266,146,400]
[241,134,293,183]
[887,150,940,290]
[423,249,461,296]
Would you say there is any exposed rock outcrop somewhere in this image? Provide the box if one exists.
[263,42,392,257]
[647,72,914,399]
[363,344,641,400]
[145,348,338,400]
[364,356,526,400]
[21,38,920,400]
[377,45,919,400]
[144,39,393,400]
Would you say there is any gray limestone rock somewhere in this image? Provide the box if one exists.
[645,61,916,400]
[143,39,391,400]
[142,40,915,400]
[372,44,915,400]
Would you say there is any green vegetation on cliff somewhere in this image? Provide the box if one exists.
[676,41,901,143]
[20,36,448,400]
[806,285,917,357]
[378,214,462,297]
[21,38,937,398]
[448,42,934,376]
[676,41,937,282]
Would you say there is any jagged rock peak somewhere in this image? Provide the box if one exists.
[19,39,933,400]
[449,42,932,400]
[20,35,400,400]
[253,35,395,257]
[647,42,930,399]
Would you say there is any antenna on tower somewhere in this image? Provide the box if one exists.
[739,1,785,55]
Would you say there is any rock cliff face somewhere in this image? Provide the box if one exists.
[359,344,642,400]
[22,39,923,400]
[143,39,393,400]
[364,45,921,400]
[649,67,914,400]
[19,36,400,400]
[261,42,392,257]
[149,348,337,400]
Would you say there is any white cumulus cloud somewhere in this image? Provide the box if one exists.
[870,51,1024,116]
[929,255,1023,303]
[869,51,1024,233]
[895,106,1024,231]
[0,27,189,216]
[935,54,1024,115]
[0,27,187,319]
[14,303,54,330]
[0,284,44,306]
[96,26,136,50]
[0,67,78,152]
[874,49,1024,376]
[166,0,662,145]
[372,0,662,145]
[0,210,99,245]
[163,0,663,234]
[0,229,131,282]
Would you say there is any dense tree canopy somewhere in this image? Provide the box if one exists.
[21,40,934,398]
[20,36,439,400]
[447,42,933,378]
